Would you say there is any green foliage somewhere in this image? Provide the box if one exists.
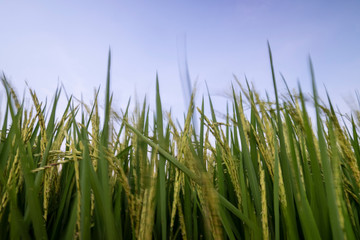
[1,48,360,239]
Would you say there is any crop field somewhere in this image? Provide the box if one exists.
[1,46,360,239]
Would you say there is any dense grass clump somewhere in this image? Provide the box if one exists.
[1,47,360,239]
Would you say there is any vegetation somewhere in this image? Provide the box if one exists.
[1,46,360,239]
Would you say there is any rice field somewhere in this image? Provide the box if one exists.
[1,46,360,239]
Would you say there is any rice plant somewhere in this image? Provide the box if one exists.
[0,45,360,239]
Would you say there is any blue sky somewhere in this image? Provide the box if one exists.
[1,1,360,120]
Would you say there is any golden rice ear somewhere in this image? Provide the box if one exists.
[1,75,20,109]
[29,88,47,153]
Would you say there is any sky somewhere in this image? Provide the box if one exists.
[0,0,360,122]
